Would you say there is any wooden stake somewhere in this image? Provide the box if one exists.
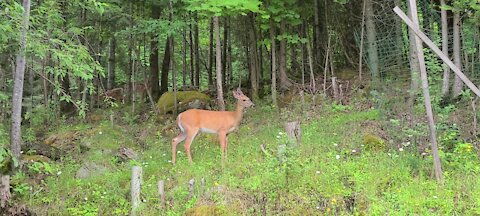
[131,166,142,215]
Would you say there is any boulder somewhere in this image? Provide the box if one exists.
[157,91,211,114]
[76,162,107,179]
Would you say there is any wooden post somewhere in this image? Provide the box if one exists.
[0,175,10,208]
[131,166,142,215]
[158,180,165,209]
[403,1,443,181]
[188,178,195,200]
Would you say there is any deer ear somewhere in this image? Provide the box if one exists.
[236,87,243,95]
[233,90,239,98]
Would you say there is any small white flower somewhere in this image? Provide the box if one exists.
[388,153,392,156]
[279,132,283,135]
[336,155,340,160]
[177,151,181,154]
[333,143,338,147]
[149,156,153,159]
[361,144,364,147]
[99,131,103,135]
[421,152,427,156]
[142,199,147,202]
[162,153,166,156]
[352,149,356,153]
[168,160,172,163]
[316,206,320,209]
[316,171,321,174]
[101,196,105,199]
[148,184,152,187]
[57,171,62,176]
[276,135,281,139]
[433,196,438,199]
[399,148,404,152]
[84,197,88,201]
[103,192,107,195]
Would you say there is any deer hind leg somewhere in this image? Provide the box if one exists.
[218,132,227,162]
[184,129,199,164]
[172,132,186,165]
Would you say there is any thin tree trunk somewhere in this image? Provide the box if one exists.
[358,0,366,81]
[228,29,233,87]
[160,38,171,95]
[194,12,200,89]
[189,14,195,87]
[222,17,229,89]
[365,0,379,86]
[11,0,31,169]
[249,14,259,99]
[314,0,322,71]
[126,4,134,104]
[107,36,116,90]
[407,0,421,110]
[149,4,161,100]
[170,0,177,115]
[214,16,225,111]
[452,12,463,98]
[182,25,187,87]
[279,19,291,90]
[208,18,214,88]
[440,0,450,97]
[270,19,277,107]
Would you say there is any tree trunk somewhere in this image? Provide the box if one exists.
[208,18,214,88]
[189,14,195,87]
[440,0,450,97]
[160,38,171,95]
[182,26,187,87]
[365,0,379,86]
[222,17,230,90]
[452,12,463,98]
[194,12,200,89]
[314,0,322,71]
[11,0,31,168]
[270,20,277,107]
[249,14,259,99]
[149,4,161,101]
[214,16,225,111]
[107,36,116,90]
[279,19,291,90]
[407,0,421,109]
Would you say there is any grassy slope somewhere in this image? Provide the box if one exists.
[23,102,480,215]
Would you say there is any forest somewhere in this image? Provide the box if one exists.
[1,0,480,215]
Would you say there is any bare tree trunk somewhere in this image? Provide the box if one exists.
[208,18,214,88]
[365,0,379,86]
[249,14,259,99]
[279,19,291,90]
[189,14,195,87]
[314,0,322,71]
[358,0,366,81]
[170,0,177,115]
[107,36,116,90]
[222,17,229,89]
[182,26,187,87]
[440,0,450,97]
[160,38,171,95]
[214,16,225,111]
[407,0,421,110]
[452,12,463,98]
[194,12,200,89]
[149,4,161,100]
[270,20,277,107]
[11,0,31,169]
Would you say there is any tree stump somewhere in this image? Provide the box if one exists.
[284,121,301,145]
[0,175,10,208]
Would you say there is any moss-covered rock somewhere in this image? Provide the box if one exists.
[362,133,386,151]
[185,205,227,216]
[157,91,211,114]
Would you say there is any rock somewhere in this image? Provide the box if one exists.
[76,162,107,179]
[116,147,138,162]
[157,91,211,114]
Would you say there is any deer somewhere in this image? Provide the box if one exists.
[171,88,255,164]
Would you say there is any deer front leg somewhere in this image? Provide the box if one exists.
[184,129,199,164]
[172,133,186,165]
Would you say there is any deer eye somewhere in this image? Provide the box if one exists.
[243,99,247,101]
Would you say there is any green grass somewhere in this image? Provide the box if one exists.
[16,102,480,215]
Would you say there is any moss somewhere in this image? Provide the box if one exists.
[362,133,385,151]
[157,91,211,114]
[185,205,228,216]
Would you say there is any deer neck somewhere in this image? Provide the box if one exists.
[233,101,245,125]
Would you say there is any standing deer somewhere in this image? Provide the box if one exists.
[172,88,254,164]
